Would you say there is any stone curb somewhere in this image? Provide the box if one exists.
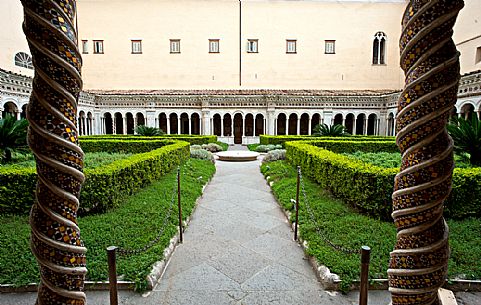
[264,171,481,293]
[0,175,214,294]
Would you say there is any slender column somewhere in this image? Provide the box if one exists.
[285,117,288,135]
[21,0,87,304]
[353,117,357,135]
[178,116,181,135]
[221,117,224,136]
[167,117,171,134]
[389,1,464,304]
[253,116,257,137]
[123,116,127,135]
[242,116,245,137]
[188,117,191,135]
[15,111,21,120]
[308,117,312,135]
[476,110,481,120]
[363,118,367,135]
[274,118,277,135]
[297,118,301,135]
[113,116,117,135]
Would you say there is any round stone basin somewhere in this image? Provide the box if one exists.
[216,151,259,162]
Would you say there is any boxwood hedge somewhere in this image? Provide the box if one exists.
[0,140,190,215]
[286,140,481,220]
[80,134,217,145]
[260,135,395,146]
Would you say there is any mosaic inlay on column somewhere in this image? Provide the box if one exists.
[21,0,87,304]
[389,0,464,304]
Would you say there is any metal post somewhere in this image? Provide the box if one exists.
[177,167,183,243]
[107,246,118,305]
[294,166,300,241]
[359,246,371,305]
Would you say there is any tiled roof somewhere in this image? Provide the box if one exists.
[85,89,400,96]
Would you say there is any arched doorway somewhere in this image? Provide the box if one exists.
[87,112,93,135]
[223,114,232,137]
[126,113,134,134]
[461,103,475,120]
[104,113,113,135]
[169,113,178,134]
[277,113,287,135]
[255,114,264,136]
[356,113,366,135]
[288,113,298,135]
[300,113,309,135]
[213,114,221,136]
[345,113,355,134]
[191,113,200,135]
[367,113,377,135]
[21,104,27,119]
[114,112,123,134]
[333,113,343,126]
[158,113,167,134]
[387,113,395,136]
[180,113,189,134]
[245,113,254,136]
[234,113,243,144]
[311,113,321,134]
[78,111,85,135]
[2,102,18,119]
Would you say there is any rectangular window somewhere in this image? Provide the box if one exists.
[286,40,297,54]
[131,40,142,54]
[476,46,481,64]
[209,39,220,53]
[170,39,181,53]
[325,40,335,54]
[247,39,258,53]
[93,40,104,54]
[81,40,88,54]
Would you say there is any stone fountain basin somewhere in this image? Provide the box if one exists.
[216,151,259,162]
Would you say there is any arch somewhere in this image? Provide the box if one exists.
[14,52,33,69]
[367,113,378,135]
[126,112,134,135]
[255,113,264,136]
[191,113,201,135]
[300,113,309,135]
[288,113,298,135]
[460,103,475,120]
[356,113,366,135]
[277,113,287,135]
[158,112,167,134]
[2,101,19,119]
[87,112,93,135]
[245,113,254,136]
[21,104,28,119]
[345,113,355,134]
[114,112,123,135]
[223,113,232,137]
[104,112,113,135]
[333,113,343,126]
[180,113,189,134]
[387,112,395,136]
[373,31,387,65]
[136,112,145,129]
[78,111,86,136]
[169,113,179,135]
[311,113,321,134]
[233,113,243,144]
[213,113,222,136]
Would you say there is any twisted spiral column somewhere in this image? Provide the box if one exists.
[389,1,464,304]
[21,0,87,304]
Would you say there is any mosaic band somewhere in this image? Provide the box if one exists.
[389,0,464,304]
[21,0,87,304]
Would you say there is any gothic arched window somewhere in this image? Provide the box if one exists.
[372,32,386,65]
[14,52,33,69]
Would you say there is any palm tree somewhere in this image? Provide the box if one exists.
[135,125,164,136]
[447,115,481,166]
[0,115,29,163]
[312,123,348,137]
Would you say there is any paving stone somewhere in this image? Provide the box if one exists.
[237,290,352,305]
[208,246,272,284]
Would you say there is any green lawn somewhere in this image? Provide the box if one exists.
[261,160,481,291]
[0,158,215,290]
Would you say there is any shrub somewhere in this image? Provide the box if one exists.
[263,149,286,162]
[0,115,29,163]
[190,144,202,150]
[79,135,217,145]
[80,139,171,153]
[134,125,164,136]
[0,140,190,215]
[447,116,481,166]
[286,141,481,219]
[190,148,214,162]
[256,144,283,152]
[201,143,223,152]
[313,123,348,136]
[259,135,395,146]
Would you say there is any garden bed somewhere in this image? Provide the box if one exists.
[0,159,216,290]
[261,161,481,291]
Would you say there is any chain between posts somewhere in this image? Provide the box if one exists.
[116,169,180,257]
[297,166,361,255]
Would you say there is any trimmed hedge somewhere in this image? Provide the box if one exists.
[0,140,190,215]
[80,139,172,153]
[307,140,398,153]
[260,135,395,146]
[286,141,481,220]
[80,134,217,145]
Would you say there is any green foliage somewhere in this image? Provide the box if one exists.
[286,140,481,219]
[80,134,217,145]
[262,149,286,162]
[447,116,481,166]
[0,115,29,163]
[313,123,348,137]
[215,141,229,152]
[308,140,399,154]
[255,144,282,152]
[259,135,395,146]
[190,147,214,162]
[80,139,171,153]
[0,140,190,215]
[201,143,223,152]
[0,159,216,289]
[134,125,164,136]
[343,151,402,168]
[260,161,481,291]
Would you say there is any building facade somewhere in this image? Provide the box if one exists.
[1,0,480,144]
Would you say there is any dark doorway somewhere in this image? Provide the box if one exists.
[234,113,243,144]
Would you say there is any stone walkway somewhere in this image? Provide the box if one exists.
[1,146,480,304]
